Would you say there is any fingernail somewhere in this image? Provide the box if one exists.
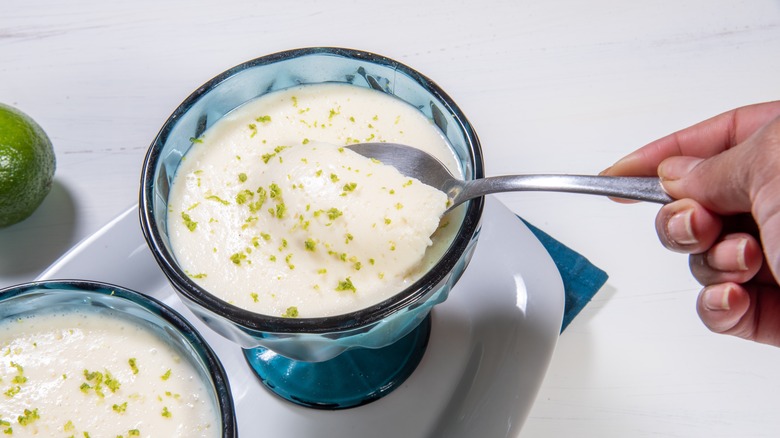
[706,237,749,271]
[598,166,611,176]
[735,238,748,271]
[702,285,732,311]
[666,208,697,246]
[658,157,704,182]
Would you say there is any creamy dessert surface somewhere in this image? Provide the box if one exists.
[167,83,462,318]
[0,309,220,438]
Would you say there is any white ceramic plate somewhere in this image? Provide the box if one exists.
[37,196,564,438]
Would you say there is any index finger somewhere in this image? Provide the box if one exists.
[604,101,780,177]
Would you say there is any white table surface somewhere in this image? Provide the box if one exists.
[2,1,780,436]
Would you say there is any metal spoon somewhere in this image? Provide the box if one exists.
[346,142,672,212]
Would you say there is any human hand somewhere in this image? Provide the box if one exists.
[603,101,780,346]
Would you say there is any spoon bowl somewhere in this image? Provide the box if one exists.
[347,142,672,210]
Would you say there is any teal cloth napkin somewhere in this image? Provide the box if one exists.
[520,218,609,332]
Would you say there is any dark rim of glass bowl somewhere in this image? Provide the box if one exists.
[140,47,485,334]
[0,279,237,437]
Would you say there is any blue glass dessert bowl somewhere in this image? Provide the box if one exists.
[0,280,237,436]
[139,47,484,409]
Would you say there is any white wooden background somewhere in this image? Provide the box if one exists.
[2,1,780,436]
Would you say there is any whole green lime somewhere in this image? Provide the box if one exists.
[0,103,56,227]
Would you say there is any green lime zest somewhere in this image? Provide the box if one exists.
[336,277,356,293]
[206,195,230,205]
[17,408,39,426]
[236,189,254,205]
[181,212,197,231]
[230,253,247,265]
[281,306,299,318]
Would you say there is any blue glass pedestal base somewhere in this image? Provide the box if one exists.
[243,314,432,410]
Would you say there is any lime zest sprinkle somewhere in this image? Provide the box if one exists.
[336,277,357,293]
[272,203,286,218]
[160,369,172,381]
[128,358,139,375]
[17,408,39,426]
[326,208,343,221]
[112,402,128,414]
[236,189,254,205]
[269,183,282,199]
[181,212,197,232]
[230,252,247,265]
[105,371,120,392]
[206,195,230,205]
[281,306,299,318]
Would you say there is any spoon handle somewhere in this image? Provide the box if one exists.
[459,174,673,204]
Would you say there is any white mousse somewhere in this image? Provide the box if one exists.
[167,83,460,317]
[0,310,220,437]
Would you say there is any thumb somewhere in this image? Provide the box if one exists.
[658,153,753,215]
[657,117,780,215]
